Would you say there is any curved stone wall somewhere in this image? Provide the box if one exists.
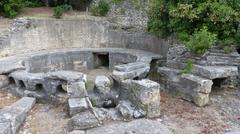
[0,17,174,58]
[0,48,161,102]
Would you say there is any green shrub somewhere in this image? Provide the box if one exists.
[0,0,43,18]
[53,6,64,19]
[90,0,110,16]
[0,0,24,18]
[148,0,240,53]
[186,27,217,54]
[181,60,193,74]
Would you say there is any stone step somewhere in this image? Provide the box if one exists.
[192,65,238,79]
[158,67,212,106]
[205,56,240,66]
[114,62,148,72]
[207,52,240,58]
[166,61,238,79]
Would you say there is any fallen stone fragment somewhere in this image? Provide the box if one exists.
[68,111,100,131]
[68,98,89,116]
[116,100,135,120]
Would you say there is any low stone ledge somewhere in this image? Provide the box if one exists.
[158,67,212,106]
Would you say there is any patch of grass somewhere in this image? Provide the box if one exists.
[90,99,97,107]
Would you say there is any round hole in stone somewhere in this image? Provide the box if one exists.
[56,85,67,93]
[9,77,15,85]
[19,80,26,88]
[35,84,44,91]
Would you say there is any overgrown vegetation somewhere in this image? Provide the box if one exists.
[0,0,43,18]
[53,4,72,19]
[180,60,193,74]
[90,0,110,16]
[148,0,240,53]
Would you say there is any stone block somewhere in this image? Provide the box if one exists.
[95,76,112,95]
[127,79,160,118]
[192,65,238,79]
[114,62,147,72]
[69,130,85,134]
[0,122,11,134]
[112,66,150,82]
[68,98,89,116]
[116,101,135,120]
[158,67,212,107]
[67,82,87,98]
[0,97,36,134]
[68,111,100,131]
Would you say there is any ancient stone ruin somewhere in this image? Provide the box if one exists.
[0,16,239,134]
[0,46,163,133]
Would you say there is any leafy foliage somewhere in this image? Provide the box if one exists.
[148,0,240,53]
[90,0,110,16]
[0,0,43,18]
[186,27,217,54]
[0,0,24,18]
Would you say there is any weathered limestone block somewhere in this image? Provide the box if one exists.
[0,97,36,134]
[191,65,238,79]
[0,75,9,89]
[68,130,85,134]
[112,62,150,83]
[114,62,147,72]
[94,108,121,122]
[47,71,86,82]
[158,67,213,106]
[0,122,11,134]
[68,98,89,116]
[116,101,135,120]
[67,81,87,98]
[181,74,213,94]
[95,76,112,95]
[127,79,160,118]
[68,111,100,131]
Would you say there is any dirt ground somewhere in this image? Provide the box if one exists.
[0,88,18,108]
[160,88,240,134]
[0,69,239,134]
[8,87,238,134]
